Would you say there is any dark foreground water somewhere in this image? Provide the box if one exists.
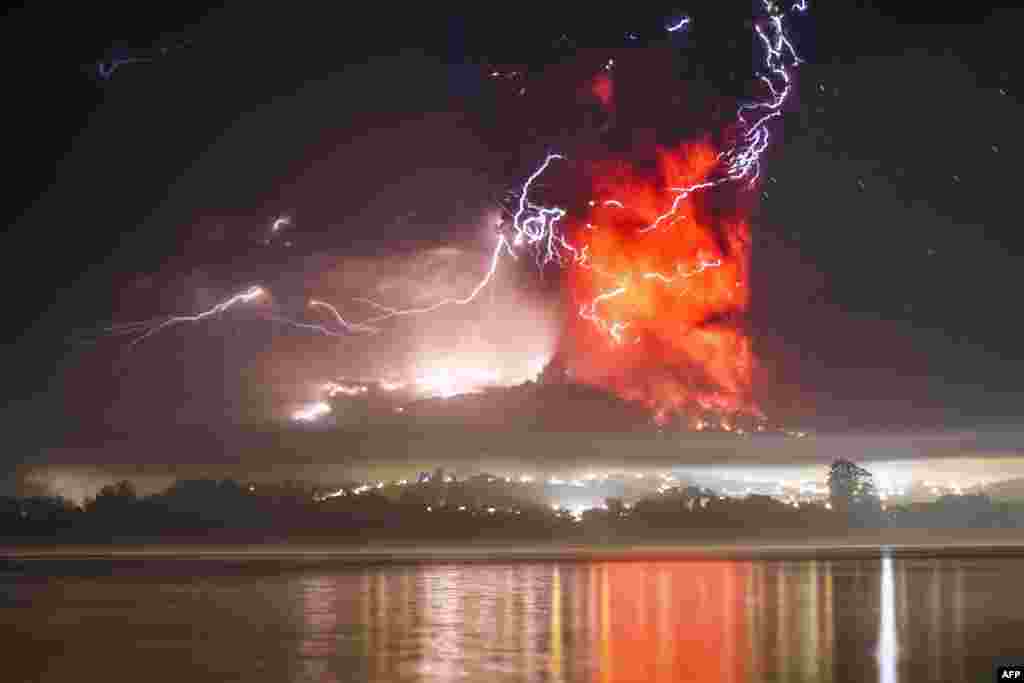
[3,552,1024,682]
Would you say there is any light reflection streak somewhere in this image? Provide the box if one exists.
[877,554,898,683]
[721,563,735,683]
[361,571,371,668]
[572,562,584,676]
[746,563,762,682]
[17,552,1017,683]
[375,572,389,678]
[524,564,539,678]
[823,561,834,682]
[419,566,462,680]
[778,562,789,680]
[928,562,941,682]
[280,559,932,683]
[599,564,611,683]
[502,565,519,668]
[802,560,818,680]
[478,567,500,670]
[952,561,965,683]
[656,567,670,676]
[588,564,599,682]
[298,575,341,683]
[550,566,563,682]
[401,569,413,634]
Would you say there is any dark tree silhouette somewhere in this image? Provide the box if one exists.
[86,480,137,512]
[828,459,882,525]
[605,497,626,517]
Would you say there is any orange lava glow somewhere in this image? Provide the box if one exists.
[564,140,759,420]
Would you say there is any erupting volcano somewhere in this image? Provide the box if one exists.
[560,140,759,425]
[101,3,807,433]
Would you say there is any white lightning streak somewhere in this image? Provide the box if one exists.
[666,17,691,32]
[108,3,806,352]
[308,300,380,334]
[642,259,722,283]
[126,285,265,346]
[353,234,516,324]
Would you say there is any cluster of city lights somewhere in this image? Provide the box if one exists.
[305,461,993,510]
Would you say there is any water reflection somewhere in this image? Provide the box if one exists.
[291,560,851,683]
[877,555,897,683]
[10,555,1024,682]
[298,575,340,683]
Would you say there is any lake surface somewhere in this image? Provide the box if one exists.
[3,552,1024,682]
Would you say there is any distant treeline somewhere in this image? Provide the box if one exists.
[4,466,1024,545]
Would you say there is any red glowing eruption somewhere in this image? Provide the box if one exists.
[590,72,614,110]
[563,140,760,422]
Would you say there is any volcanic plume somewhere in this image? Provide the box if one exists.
[557,66,760,425]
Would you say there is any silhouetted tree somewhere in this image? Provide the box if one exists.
[86,480,137,513]
[828,459,882,526]
[828,460,873,510]
[605,497,626,517]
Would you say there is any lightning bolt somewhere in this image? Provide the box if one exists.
[271,216,291,233]
[308,300,380,334]
[641,259,722,284]
[558,2,803,343]
[578,285,629,344]
[637,182,718,234]
[108,2,806,368]
[266,315,355,338]
[351,233,517,324]
[721,0,806,185]
[97,56,150,80]
[666,17,691,32]
[114,285,265,346]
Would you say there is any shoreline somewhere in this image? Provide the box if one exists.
[5,530,1024,563]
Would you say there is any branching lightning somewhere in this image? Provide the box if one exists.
[308,300,380,334]
[108,3,807,423]
[443,0,804,358]
[350,232,517,324]
[112,285,266,345]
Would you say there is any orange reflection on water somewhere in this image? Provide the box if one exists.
[17,552,1024,683]
[590,561,750,683]
[291,559,852,683]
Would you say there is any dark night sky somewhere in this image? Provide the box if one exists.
[4,3,1023,462]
